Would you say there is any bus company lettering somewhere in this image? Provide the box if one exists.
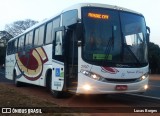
[127,71,143,74]
[15,47,48,81]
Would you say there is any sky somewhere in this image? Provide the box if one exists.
[0,0,159,45]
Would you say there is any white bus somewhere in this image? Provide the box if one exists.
[5,3,150,98]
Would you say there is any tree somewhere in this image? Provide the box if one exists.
[0,19,38,66]
[0,31,13,46]
[148,42,160,74]
[0,31,13,66]
[0,46,6,65]
[5,19,38,37]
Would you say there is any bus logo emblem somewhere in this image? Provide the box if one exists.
[15,47,48,81]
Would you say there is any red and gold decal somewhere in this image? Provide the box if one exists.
[101,67,119,74]
[16,47,48,81]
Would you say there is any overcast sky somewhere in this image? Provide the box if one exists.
[0,0,159,45]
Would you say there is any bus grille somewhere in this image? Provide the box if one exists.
[103,78,140,83]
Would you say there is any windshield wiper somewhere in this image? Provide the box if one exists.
[122,33,141,64]
[125,44,140,64]
[104,26,114,60]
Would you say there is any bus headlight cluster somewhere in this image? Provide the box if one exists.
[139,73,149,81]
[81,70,103,81]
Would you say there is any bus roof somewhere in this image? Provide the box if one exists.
[62,3,142,15]
[8,3,142,42]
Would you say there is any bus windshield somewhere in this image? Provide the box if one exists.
[82,7,148,67]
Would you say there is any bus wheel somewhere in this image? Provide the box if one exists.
[51,89,63,98]
[13,71,22,87]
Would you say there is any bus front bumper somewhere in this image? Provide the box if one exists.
[76,74,149,94]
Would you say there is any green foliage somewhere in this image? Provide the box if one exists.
[0,47,6,65]
[0,19,38,66]
[148,42,160,74]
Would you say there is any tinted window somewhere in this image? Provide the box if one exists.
[82,7,148,67]
[18,36,25,51]
[45,17,60,44]
[39,25,45,45]
[7,42,11,55]
[52,17,60,42]
[62,10,78,26]
[82,7,121,65]
[120,12,148,63]
[25,31,33,49]
[34,25,45,46]
[7,39,18,55]
[55,31,63,55]
[45,22,53,44]
[13,39,18,53]
[34,28,39,46]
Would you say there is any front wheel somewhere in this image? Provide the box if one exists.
[50,89,64,98]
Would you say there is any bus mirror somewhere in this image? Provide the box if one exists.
[147,26,150,33]
[146,33,150,43]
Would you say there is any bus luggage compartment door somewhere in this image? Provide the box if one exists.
[52,62,64,91]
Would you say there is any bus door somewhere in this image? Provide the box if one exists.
[52,27,65,92]
[61,10,78,92]
[65,27,78,90]
[52,26,78,92]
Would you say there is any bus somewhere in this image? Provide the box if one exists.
[5,3,150,98]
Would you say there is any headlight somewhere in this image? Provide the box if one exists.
[141,73,149,80]
[144,85,148,90]
[83,84,92,91]
[138,73,149,81]
[81,70,102,81]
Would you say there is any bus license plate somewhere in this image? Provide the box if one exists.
[115,85,128,91]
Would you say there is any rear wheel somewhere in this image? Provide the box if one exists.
[13,71,23,87]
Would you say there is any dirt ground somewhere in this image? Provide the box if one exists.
[0,74,160,116]
[149,74,160,81]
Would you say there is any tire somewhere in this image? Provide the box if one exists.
[13,71,22,87]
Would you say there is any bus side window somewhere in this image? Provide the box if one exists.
[52,17,60,43]
[45,17,60,45]
[45,21,53,44]
[7,42,11,55]
[53,26,65,62]
[14,39,18,53]
[34,25,45,47]
[8,40,15,55]
[55,31,63,55]
[25,31,33,49]
[10,39,18,54]
[18,36,25,52]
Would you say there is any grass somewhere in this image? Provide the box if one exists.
[0,84,57,107]
[0,84,85,116]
